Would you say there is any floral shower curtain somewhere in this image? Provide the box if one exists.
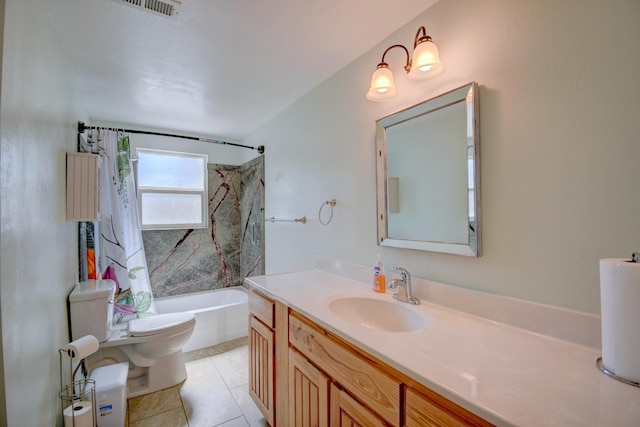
[81,129,156,322]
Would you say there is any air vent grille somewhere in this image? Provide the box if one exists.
[145,0,177,16]
[112,0,182,18]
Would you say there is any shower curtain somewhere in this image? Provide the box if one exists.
[81,129,156,322]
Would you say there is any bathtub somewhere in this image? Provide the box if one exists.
[154,287,248,353]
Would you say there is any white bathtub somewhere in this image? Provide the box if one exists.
[154,287,248,353]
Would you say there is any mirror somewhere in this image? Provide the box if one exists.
[375,82,481,256]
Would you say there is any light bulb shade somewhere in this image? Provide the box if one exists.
[366,65,397,101]
[408,40,444,80]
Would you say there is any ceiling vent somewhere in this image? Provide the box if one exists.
[114,0,183,18]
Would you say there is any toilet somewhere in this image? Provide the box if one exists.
[69,280,196,398]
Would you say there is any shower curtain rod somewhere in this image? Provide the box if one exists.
[77,121,265,154]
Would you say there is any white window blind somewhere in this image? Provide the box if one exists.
[137,148,208,230]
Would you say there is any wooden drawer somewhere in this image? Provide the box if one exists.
[331,383,389,426]
[405,387,494,427]
[249,289,275,328]
[289,313,401,426]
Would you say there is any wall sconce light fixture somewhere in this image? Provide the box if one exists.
[366,26,444,101]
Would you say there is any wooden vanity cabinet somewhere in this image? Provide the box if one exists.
[247,286,493,427]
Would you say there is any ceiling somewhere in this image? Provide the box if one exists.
[49,0,437,141]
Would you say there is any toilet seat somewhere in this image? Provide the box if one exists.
[128,312,195,337]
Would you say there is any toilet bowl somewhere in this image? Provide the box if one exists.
[69,280,196,398]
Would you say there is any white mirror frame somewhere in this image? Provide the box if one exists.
[375,82,481,257]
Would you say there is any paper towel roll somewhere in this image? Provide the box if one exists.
[63,335,99,361]
[600,258,640,383]
[63,401,93,427]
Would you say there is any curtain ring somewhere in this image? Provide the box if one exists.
[318,199,336,225]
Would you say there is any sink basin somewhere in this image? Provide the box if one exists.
[328,297,425,332]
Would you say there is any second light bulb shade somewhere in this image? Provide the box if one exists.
[408,40,444,80]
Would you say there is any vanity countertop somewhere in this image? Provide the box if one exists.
[245,268,640,426]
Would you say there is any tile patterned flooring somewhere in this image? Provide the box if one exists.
[126,337,267,427]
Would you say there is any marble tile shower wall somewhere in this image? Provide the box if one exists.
[240,156,265,282]
[143,156,265,298]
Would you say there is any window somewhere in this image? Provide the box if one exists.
[136,148,208,230]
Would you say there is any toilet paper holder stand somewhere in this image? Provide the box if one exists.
[596,357,640,388]
[596,251,640,388]
[58,347,97,426]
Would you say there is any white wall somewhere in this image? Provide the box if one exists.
[0,0,88,424]
[243,0,640,314]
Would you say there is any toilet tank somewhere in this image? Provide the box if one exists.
[69,280,116,342]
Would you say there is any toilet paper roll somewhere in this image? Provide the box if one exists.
[63,401,93,427]
[600,258,640,383]
[63,335,99,361]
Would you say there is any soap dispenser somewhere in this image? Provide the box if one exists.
[373,254,386,293]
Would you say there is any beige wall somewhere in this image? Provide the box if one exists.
[0,0,87,424]
[243,0,640,314]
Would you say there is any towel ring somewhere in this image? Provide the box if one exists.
[318,199,336,225]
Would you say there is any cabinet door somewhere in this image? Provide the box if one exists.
[249,315,275,426]
[330,384,389,427]
[405,387,493,427]
[289,348,330,427]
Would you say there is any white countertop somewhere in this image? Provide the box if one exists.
[245,267,640,426]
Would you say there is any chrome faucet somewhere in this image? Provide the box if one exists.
[387,267,420,305]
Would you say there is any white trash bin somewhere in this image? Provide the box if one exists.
[89,362,129,427]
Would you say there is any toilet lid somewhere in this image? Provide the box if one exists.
[128,312,195,337]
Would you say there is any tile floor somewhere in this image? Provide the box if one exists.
[125,337,267,427]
